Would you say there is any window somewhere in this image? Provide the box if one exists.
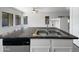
[2,12,13,27]
[45,16,49,24]
[9,13,13,26]
[24,16,28,24]
[15,15,21,25]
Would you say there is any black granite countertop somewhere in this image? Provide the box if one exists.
[1,27,79,39]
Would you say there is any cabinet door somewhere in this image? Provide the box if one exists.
[3,46,30,52]
[31,39,50,48]
[31,48,49,52]
[51,39,72,52]
[30,39,50,52]
[52,39,73,47]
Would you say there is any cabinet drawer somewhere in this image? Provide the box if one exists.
[31,39,50,47]
[3,46,30,52]
[53,48,72,52]
[31,48,49,52]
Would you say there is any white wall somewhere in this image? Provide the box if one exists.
[48,17,69,32]
[60,17,69,32]
[24,12,69,27]
[0,7,23,35]
[70,7,79,46]
[23,11,69,33]
[48,18,60,28]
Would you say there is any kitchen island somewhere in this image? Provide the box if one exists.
[1,27,78,52]
[3,27,78,39]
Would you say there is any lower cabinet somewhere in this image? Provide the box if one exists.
[30,39,50,52]
[0,39,3,52]
[3,46,30,52]
[51,39,73,52]
[30,39,73,52]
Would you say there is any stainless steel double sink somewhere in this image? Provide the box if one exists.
[33,29,64,37]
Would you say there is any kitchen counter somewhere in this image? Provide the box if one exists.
[1,27,78,52]
[1,27,78,39]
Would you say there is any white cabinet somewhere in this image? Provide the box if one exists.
[51,39,73,52]
[30,39,50,52]
[0,39,3,52]
[3,46,30,52]
[31,48,49,52]
[52,48,72,52]
[30,39,73,52]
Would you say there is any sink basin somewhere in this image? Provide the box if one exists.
[33,29,48,36]
[37,30,48,36]
[33,29,63,37]
[48,30,62,35]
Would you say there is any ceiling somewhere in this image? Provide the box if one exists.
[15,7,69,13]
